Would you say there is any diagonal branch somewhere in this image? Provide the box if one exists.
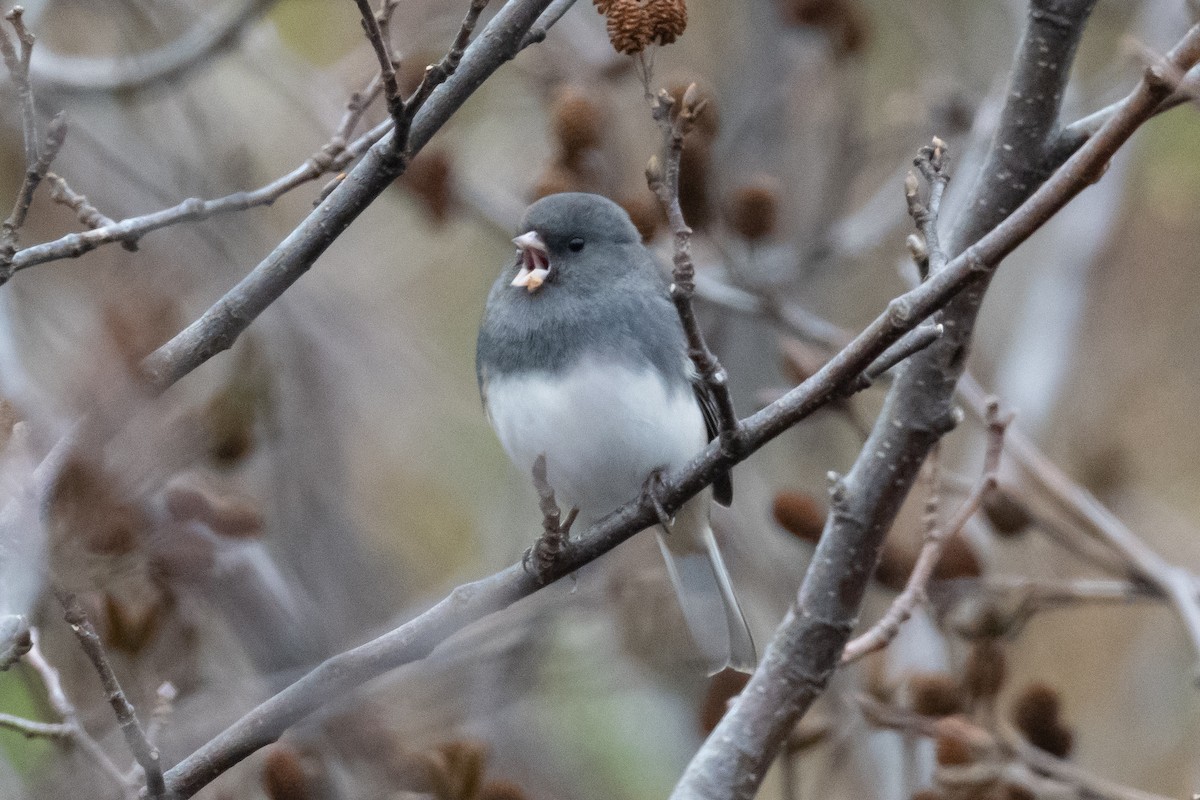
[841,399,1011,664]
[57,590,164,800]
[671,13,1200,798]
[151,29,1200,784]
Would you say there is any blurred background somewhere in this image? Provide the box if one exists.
[0,0,1198,797]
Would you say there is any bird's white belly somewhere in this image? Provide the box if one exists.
[485,360,708,517]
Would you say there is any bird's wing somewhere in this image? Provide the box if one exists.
[692,378,733,506]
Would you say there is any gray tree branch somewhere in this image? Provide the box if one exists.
[670,6,1200,796]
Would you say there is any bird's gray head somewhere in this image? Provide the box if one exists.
[508,193,644,295]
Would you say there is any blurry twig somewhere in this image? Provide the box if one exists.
[56,590,165,800]
[352,0,402,120]
[520,0,578,47]
[858,694,1172,800]
[842,400,1010,664]
[647,84,742,451]
[27,0,271,92]
[959,374,1200,682]
[25,631,137,798]
[0,9,66,269]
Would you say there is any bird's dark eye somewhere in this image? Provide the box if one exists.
[568,238,585,252]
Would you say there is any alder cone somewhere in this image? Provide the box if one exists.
[647,0,688,45]
[606,0,652,55]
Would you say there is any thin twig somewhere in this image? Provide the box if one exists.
[25,631,136,796]
[647,84,742,451]
[858,694,1172,800]
[0,712,72,739]
[842,400,1011,663]
[56,590,165,800]
[352,0,402,121]
[45,171,118,230]
[398,0,491,149]
[519,0,578,48]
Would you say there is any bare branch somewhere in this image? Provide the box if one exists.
[25,631,136,797]
[352,0,402,121]
[647,84,741,451]
[398,0,491,149]
[957,374,1200,680]
[56,590,164,800]
[671,14,1200,798]
[0,712,72,740]
[45,171,119,232]
[842,400,1011,663]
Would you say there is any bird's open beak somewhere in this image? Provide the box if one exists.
[511,231,551,292]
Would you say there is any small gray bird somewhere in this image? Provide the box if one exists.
[476,192,756,674]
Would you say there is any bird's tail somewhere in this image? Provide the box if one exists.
[654,501,756,674]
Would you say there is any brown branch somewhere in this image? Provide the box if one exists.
[842,400,1011,663]
[647,84,741,451]
[671,13,1200,799]
[56,590,165,800]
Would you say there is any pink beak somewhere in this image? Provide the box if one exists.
[511,231,551,292]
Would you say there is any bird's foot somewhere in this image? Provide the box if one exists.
[523,505,579,581]
[641,469,674,531]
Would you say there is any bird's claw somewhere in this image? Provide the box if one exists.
[642,469,674,530]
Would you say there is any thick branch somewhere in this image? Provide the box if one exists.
[671,11,1200,798]
[138,0,556,390]
[152,38,1200,785]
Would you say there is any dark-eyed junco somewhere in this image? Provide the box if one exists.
[476,192,755,674]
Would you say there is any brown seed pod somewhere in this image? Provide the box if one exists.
[982,486,1033,537]
[529,164,584,201]
[678,136,713,229]
[403,149,454,225]
[933,715,989,766]
[1011,682,1073,758]
[772,490,827,543]
[606,0,653,55]
[618,192,665,242]
[963,638,1007,701]
[550,86,605,159]
[647,0,688,45]
[727,177,780,241]
[262,745,313,800]
[936,533,982,580]
[907,672,964,717]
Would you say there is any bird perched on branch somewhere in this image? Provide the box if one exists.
[476,192,755,674]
